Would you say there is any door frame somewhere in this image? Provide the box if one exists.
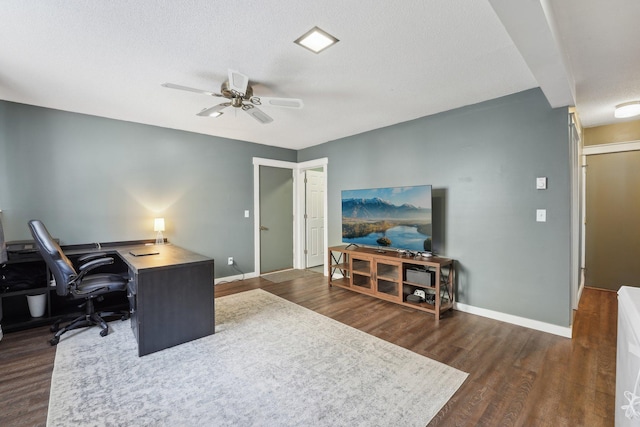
[253,157,329,276]
[569,113,581,312]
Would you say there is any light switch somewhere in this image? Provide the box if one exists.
[244,210,250,218]
[536,209,547,222]
[536,177,547,190]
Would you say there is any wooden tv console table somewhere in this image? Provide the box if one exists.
[328,245,455,320]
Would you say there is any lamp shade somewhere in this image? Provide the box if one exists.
[154,218,165,232]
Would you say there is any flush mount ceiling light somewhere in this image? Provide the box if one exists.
[294,26,339,54]
[614,101,640,119]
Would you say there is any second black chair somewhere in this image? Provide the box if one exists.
[28,220,129,345]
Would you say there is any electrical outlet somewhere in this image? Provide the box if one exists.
[228,257,233,265]
[536,209,547,222]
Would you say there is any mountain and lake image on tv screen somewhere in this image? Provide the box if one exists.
[341,185,432,252]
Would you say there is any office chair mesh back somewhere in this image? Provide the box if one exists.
[28,220,76,297]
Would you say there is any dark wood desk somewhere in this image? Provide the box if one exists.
[118,244,215,357]
[1,241,214,356]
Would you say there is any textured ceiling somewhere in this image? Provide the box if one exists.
[543,0,640,127]
[0,1,637,150]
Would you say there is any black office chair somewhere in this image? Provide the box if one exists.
[28,220,129,345]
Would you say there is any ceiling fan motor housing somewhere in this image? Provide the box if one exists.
[221,80,253,102]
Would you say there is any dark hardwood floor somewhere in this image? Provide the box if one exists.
[0,275,617,426]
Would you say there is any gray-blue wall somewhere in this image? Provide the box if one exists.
[299,89,572,326]
[1,88,573,326]
[0,101,296,277]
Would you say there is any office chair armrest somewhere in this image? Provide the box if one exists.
[77,252,108,264]
[78,256,114,273]
[72,256,115,284]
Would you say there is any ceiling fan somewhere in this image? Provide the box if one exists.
[161,69,304,124]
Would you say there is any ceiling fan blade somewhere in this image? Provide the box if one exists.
[244,106,273,124]
[196,103,229,117]
[227,69,249,96]
[161,83,221,97]
[249,96,304,109]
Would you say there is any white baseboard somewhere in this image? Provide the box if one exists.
[215,271,572,338]
[454,302,572,338]
[576,282,585,309]
[214,272,258,285]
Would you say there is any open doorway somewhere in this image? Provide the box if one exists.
[253,157,328,277]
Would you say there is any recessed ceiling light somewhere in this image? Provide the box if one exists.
[614,101,640,119]
[294,26,339,54]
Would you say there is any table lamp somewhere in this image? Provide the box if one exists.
[154,218,165,245]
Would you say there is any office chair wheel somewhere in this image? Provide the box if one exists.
[50,320,61,332]
[100,328,109,337]
[50,336,59,346]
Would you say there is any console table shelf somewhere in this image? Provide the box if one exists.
[328,245,456,320]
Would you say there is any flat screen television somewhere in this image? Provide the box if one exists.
[341,185,432,252]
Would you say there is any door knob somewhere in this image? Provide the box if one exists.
[260,226,269,231]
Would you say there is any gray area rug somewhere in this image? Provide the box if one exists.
[48,289,467,427]
[261,268,322,283]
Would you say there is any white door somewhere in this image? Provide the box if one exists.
[305,170,325,267]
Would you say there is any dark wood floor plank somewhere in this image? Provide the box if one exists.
[0,278,617,427]
[0,325,55,427]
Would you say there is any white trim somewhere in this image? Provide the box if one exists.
[297,158,328,170]
[454,302,572,338]
[576,280,584,310]
[253,162,261,275]
[214,271,258,285]
[252,157,329,276]
[569,113,584,312]
[582,140,640,155]
[252,158,300,168]
[253,158,298,276]
[580,147,587,301]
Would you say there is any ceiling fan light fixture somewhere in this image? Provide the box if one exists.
[294,26,339,54]
[197,103,229,118]
[614,101,640,119]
